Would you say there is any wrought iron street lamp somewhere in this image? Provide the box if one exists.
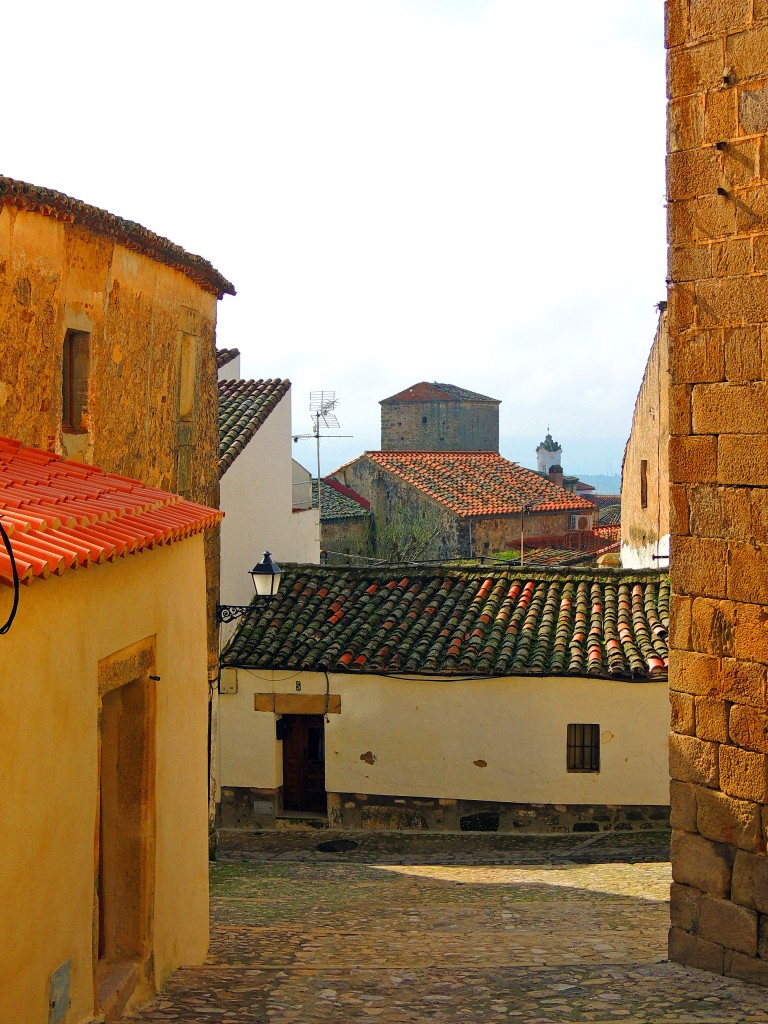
[216,551,282,623]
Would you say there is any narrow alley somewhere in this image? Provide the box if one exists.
[126,831,768,1023]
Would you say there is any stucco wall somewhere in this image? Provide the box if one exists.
[219,668,669,807]
[219,392,319,611]
[0,538,210,1024]
[621,311,670,569]
[666,1,768,984]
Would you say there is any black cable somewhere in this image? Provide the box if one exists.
[0,518,20,634]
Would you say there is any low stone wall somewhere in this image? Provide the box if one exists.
[219,787,669,834]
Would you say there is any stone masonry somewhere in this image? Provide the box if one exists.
[667,0,768,984]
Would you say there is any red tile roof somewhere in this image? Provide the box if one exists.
[0,175,235,298]
[216,347,241,370]
[218,378,291,476]
[349,451,596,518]
[381,382,500,404]
[0,438,222,586]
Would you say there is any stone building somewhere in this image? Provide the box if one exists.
[667,4,768,986]
[380,381,501,452]
[621,311,670,569]
[330,450,597,560]
[0,174,234,679]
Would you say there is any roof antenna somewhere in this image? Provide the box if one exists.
[292,391,351,524]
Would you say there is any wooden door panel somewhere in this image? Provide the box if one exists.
[281,715,326,813]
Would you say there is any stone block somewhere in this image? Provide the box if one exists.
[691,598,736,658]
[733,604,768,663]
[724,326,762,382]
[670,385,693,435]
[695,697,729,742]
[668,40,729,98]
[669,484,690,538]
[670,779,699,832]
[712,236,753,276]
[687,484,725,538]
[700,895,758,954]
[729,26,768,82]
[690,0,750,37]
[733,850,768,912]
[671,651,720,699]
[694,192,738,239]
[668,926,725,973]
[668,197,698,244]
[735,183,768,234]
[723,141,759,190]
[720,745,768,802]
[669,436,717,485]
[751,489,768,544]
[740,81,768,134]
[696,276,768,328]
[669,594,692,651]
[724,949,768,986]
[670,329,724,384]
[721,486,753,542]
[721,660,767,709]
[704,87,738,143]
[759,913,768,959]
[696,786,762,851]
[671,536,727,600]
[665,0,688,47]
[670,882,701,932]
[728,542,768,605]
[669,94,705,152]
[671,830,735,896]
[730,705,768,754]
[668,281,696,331]
[671,690,696,735]
[718,435,768,486]
[693,382,768,435]
[670,733,720,788]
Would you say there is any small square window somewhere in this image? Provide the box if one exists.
[567,723,600,773]
[422,416,428,424]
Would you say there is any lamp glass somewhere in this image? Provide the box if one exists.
[249,551,282,598]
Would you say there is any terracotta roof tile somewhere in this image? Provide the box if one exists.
[0,175,235,297]
[381,382,500,404]
[218,378,291,476]
[351,451,596,517]
[221,564,669,680]
[598,504,622,526]
[0,438,222,587]
[216,347,240,370]
[313,478,370,521]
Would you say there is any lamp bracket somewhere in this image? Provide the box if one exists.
[216,604,253,624]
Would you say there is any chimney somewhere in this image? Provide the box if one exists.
[549,464,564,489]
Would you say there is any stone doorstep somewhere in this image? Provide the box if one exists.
[96,961,139,1022]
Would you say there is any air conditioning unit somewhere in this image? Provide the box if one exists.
[570,515,590,531]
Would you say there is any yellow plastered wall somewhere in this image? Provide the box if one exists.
[0,537,210,1024]
[220,669,669,805]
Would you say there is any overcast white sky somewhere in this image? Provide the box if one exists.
[6,0,666,478]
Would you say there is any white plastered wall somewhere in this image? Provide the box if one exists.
[219,668,669,806]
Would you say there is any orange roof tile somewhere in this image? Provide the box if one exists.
[355,451,596,518]
[0,438,222,587]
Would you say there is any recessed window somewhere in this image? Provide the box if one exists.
[567,723,600,773]
[62,330,90,433]
[640,459,648,509]
[422,416,428,424]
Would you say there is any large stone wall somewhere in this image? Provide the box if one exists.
[621,311,671,568]
[667,0,768,984]
[381,398,499,452]
[0,203,225,675]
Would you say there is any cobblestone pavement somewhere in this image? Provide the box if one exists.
[127,830,768,1023]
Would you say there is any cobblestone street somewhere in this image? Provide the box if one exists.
[127,830,768,1023]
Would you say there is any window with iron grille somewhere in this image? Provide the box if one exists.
[567,723,600,772]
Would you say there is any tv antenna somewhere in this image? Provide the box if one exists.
[292,391,351,522]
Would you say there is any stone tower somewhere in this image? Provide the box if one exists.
[380,382,500,452]
[535,431,563,475]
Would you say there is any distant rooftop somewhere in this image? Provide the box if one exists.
[381,382,500,404]
[216,348,241,370]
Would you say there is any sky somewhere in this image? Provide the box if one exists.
[5,0,667,477]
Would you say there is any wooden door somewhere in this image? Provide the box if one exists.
[281,715,327,813]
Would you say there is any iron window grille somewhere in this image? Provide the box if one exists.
[567,723,600,773]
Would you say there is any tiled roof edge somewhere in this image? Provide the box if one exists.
[218,378,291,477]
[324,477,371,510]
[0,175,235,298]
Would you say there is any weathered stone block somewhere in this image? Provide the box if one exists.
[704,87,738,143]
[694,192,738,239]
[740,81,768,133]
[718,435,768,486]
[733,850,768,912]
[669,94,705,151]
[729,26,768,82]
[671,329,724,384]
[696,786,762,851]
[671,691,696,735]
[724,326,762,382]
[670,882,701,932]
[671,780,699,832]
[668,197,698,244]
[759,913,768,959]
[695,697,729,743]
[752,488,768,544]
[730,704,768,753]
[672,537,727,600]
[712,236,753,276]
[693,382,768,435]
[671,830,735,896]
[735,182,768,234]
[690,0,750,37]
[691,598,736,658]
[725,949,768,986]
[670,243,713,283]
[733,603,768,663]
[721,659,767,708]
[668,40,729,98]
[700,896,758,954]
[670,733,720,788]
[670,384,694,436]
[665,0,688,47]
[720,745,768,802]
[668,281,696,331]
[696,276,768,328]
[669,436,717,485]
[669,484,691,539]
[687,484,725,538]
[669,926,725,973]
[728,542,768,605]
